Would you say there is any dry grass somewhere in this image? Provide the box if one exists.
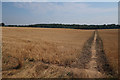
[98,29,118,75]
[2,27,93,78]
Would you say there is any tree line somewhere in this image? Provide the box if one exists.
[1,23,120,29]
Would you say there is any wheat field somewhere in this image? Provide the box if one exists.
[2,27,94,78]
[2,27,118,78]
[98,29,118,75]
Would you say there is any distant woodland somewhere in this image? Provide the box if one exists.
[1,23,120,29]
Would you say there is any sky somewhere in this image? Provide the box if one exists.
[2,0,120,2]
[2,2,118,25]
[0,1,2,23]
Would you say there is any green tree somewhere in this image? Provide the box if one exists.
[1,23,5,26]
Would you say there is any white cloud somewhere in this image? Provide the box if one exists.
[3,2,118,25]
[14,2,117,15]
[13,2,117,24]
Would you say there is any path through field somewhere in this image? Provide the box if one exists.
[89,30,97,71]
[79,30,114,78]
[84,31,104,78]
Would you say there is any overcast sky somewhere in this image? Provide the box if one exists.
[2,2,118,25]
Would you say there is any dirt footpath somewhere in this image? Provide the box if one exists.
[75,30,116,78]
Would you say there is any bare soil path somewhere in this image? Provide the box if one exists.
[72,30,115,78]
[89,31,97,71]
[85,31,104,78]
[83,30,115,78]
